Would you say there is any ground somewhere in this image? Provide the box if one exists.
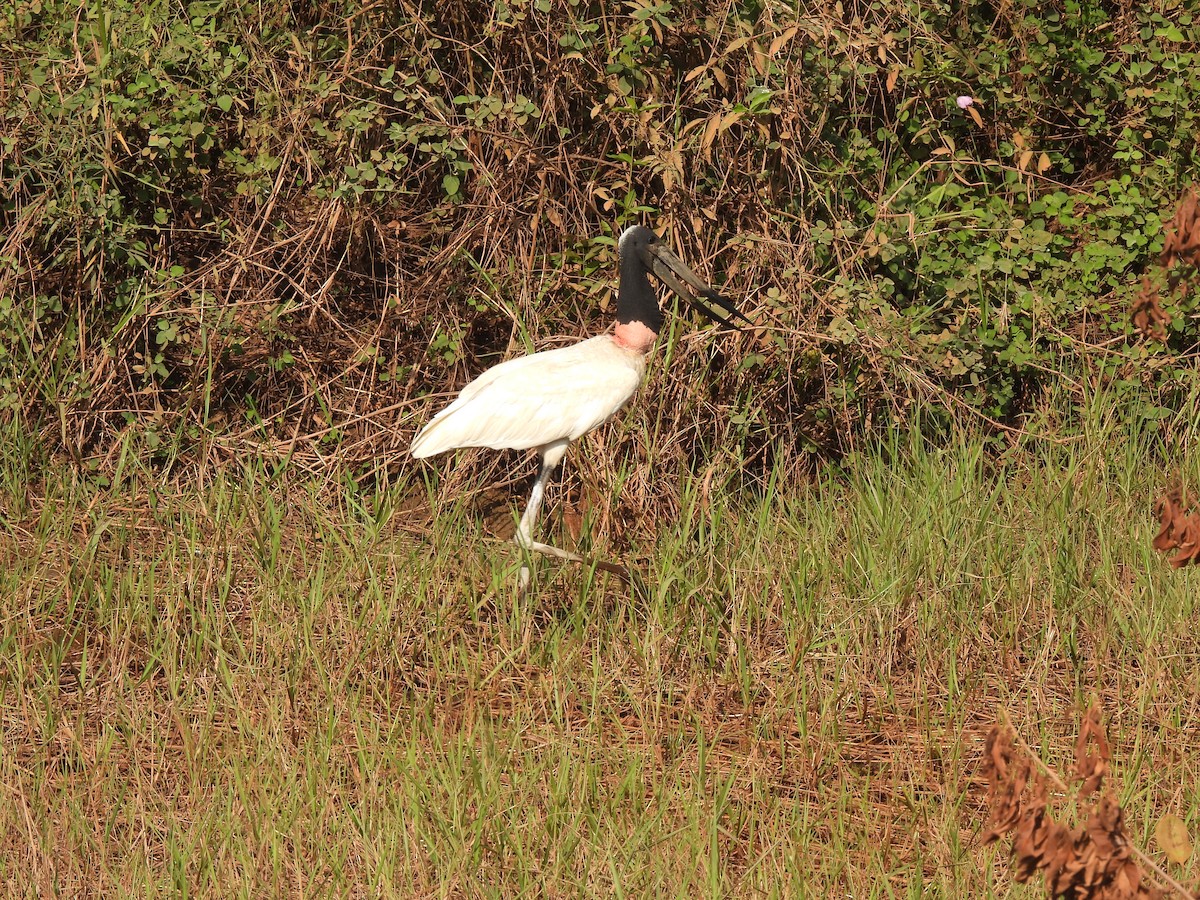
[0,398,1197,897]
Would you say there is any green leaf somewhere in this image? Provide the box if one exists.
[216,94,233,112]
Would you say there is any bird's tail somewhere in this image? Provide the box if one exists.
[409,402,464,458]
[409,420,443,458]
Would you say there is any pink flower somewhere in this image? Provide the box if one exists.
[956,95,975,109]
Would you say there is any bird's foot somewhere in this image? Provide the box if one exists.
[512,538,648,601]
[590,559,650,602]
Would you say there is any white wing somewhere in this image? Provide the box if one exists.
[410,336,646,457]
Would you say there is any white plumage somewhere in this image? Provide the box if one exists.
[410,336,646,457]
[411,224,745,592]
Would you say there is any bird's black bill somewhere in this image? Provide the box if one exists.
[649,246,751,331]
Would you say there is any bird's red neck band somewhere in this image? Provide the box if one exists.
[613,320,658,353]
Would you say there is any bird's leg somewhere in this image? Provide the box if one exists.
[514,441,647,600]
[515,442,579,590]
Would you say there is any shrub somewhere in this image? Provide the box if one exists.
[2,0,1197,472]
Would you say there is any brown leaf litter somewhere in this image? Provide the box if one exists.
[982,705,1193,899]
[1152,490,1200,569]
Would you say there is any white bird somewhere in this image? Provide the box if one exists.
[410,224,747,590]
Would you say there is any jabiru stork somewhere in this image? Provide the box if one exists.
[410,224,747,591]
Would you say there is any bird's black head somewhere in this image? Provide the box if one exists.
[615,225,749,334]
[618,224,659,261]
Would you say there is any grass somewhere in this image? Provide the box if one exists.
[0,395,1198,898]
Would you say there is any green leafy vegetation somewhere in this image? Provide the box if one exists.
[2,0,1198,467]
[3,1,1200,894]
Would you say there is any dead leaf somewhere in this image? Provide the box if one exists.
[723,35,752,55]
[700,113,722,161]
[980,711,1167,900]
[1131,276,1171,341]
[1155,814,1193,864]
[1161,188,1200,269]
[563,503,583,543]
[1135,187,1200,343]
[1152,490,1200,568]
[767,26,799,57]
[719,109,744,133]
[1074,703,1110,796]
[751,41,767,76]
